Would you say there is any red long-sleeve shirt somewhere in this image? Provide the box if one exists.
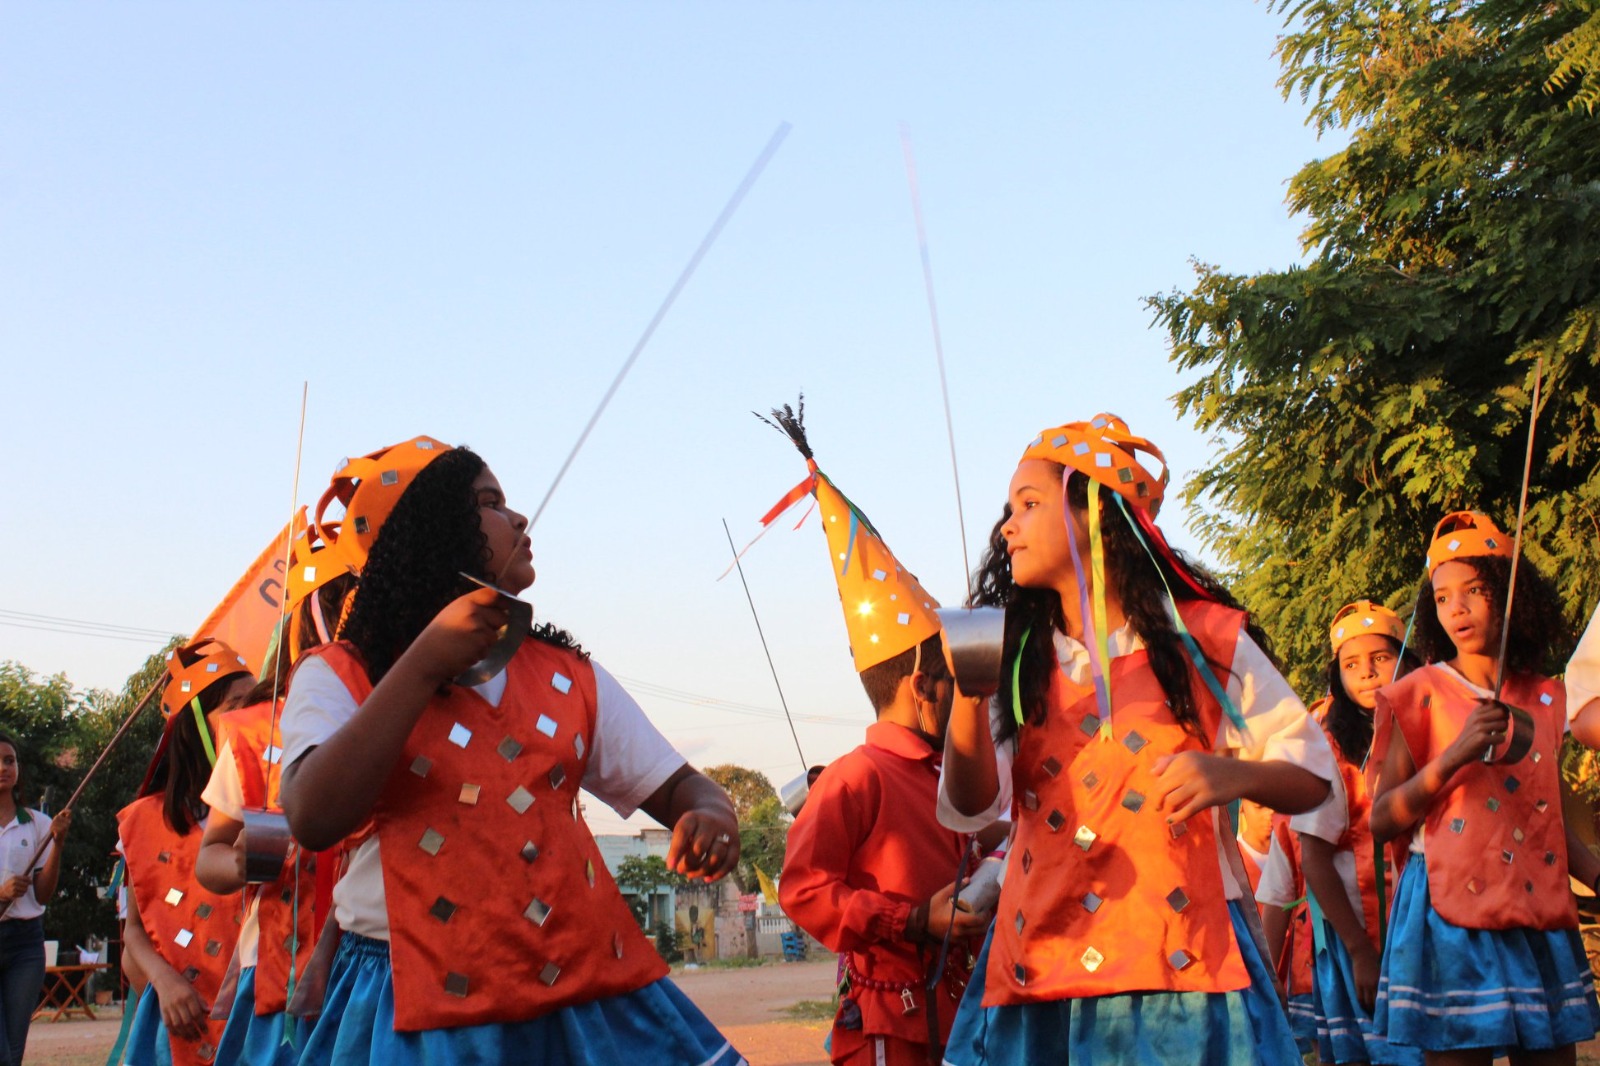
[780,722,975,1048]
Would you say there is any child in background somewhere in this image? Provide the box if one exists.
[1295,601,1420,1065]
[1370,512,1600,1063]
[939,414,1334,1066]
[1256,814,1317,1058]
[279,440,746,1065]
[195,531,356,1065]
[120,640,254,1066]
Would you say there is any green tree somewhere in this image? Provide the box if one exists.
[703,764,790,894]
[1148,0,1600,694]
[0,647,173,950]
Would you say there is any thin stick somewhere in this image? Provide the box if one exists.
[528,123,793,530]
[1492,357,1545,700]
[721,518,808,775]
[0,676,164,917]
[269,383,310,754]
[900,124,971,592]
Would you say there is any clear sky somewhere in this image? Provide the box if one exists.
[1,2,1337,835]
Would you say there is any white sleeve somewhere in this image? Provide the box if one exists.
[200,742,248,822]
[1218,633,1335,784]
[279,656,360,770]
[937,697,1014,832]
[1568,603,1600,724]
[580,661,685,820]
[1289,759,1349,844]
[1254,833,1300,908]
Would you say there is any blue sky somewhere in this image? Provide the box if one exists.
[1,2,1337,833]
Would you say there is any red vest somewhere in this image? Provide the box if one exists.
[985,600,1251,1004]
[314,640,668,1031]
[1269,816,1313,998]
[117,795,242,1066]
[1372,665,1574,932]
[213,701,319,1016]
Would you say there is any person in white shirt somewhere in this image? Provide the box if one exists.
[0,732,69,1066]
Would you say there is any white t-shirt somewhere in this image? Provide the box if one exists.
[1254,831,1301,910]
[200,744,260,967]
[1287,760,1364,923]
[280,655,685,939]
[936,623,1335,899]
[1568,603,1600,726]
[0,809,53,921]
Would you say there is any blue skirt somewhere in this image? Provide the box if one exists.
[123,986,173,1066]
[1311,920,1420,1065]
[941,901,1300,1065]
[1375,855,1600,1052]
[215,965,313,1066]
[296,931,745,1066]
[1286,992,1316,1056]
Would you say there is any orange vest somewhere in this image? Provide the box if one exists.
[1372,665,1574,932]
[1269,816,1313,997]
[117,795,242,1066]
[314,639,668,1031]
[1307,704,1389,946]
[985,600,1251,1004]
[213,701,319,1016]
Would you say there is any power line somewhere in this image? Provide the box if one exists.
[0,608,176,639]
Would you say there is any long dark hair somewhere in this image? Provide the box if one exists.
[1412,554,1569,675]
[140,677,245,835]
[972,465,1271,745]
[338,446,582,684]
[1322,637,1419,765]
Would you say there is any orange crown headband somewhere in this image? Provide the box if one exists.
[1020,413,1170,515]
[1328,600,1406,654]
[1424,511,1512,577]
[160,638,251,719]
[310,435,453,577]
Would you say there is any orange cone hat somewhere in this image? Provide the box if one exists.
[757,399,940,672]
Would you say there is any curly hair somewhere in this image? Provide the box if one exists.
[971,465,1272,746]
[338,446,582,683]
[1412,554,1571,675]
[1321,637,1420,766]
[140,674,247,834]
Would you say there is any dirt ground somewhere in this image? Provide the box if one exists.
[21,956,840,1066]
[23,957,1600,1066]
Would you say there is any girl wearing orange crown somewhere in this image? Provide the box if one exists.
[277,441,746,1066]
[120,639,255,1066]
[1289,601,1420,1066]
[1369,512,1600,1062]
[194,543,355,1066]
[938,414,1335,1065]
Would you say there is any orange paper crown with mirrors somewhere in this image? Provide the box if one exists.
[160,638,251,719]
[1328,600,1407,654]
[754,400,940,672]
[1021,413,1170,515]
[296,435,455,603]
[1424,511,1513,576]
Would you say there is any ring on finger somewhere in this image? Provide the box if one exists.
[717,832,732,845]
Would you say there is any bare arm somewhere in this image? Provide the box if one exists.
[942,694,1000,819]
[1300,833,1381,1008]
[1572,699,1600,750]
[195,814,246,896]
[281,588,507,851]
[32,810,70,903]
[637,765,739,882]
[1261,904,1289,969]
[1562,774,1600,892]
[122,887,208,1040]
[1371,701,1504,844]
[1154,755,1329,822]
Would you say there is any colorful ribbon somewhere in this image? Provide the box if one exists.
[1110,493,1249,737]
[189,697,218,767]
[1061,473,1114,733]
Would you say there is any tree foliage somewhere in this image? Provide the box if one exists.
[1149,0,1600,694]
[0,647,173,950]
[703,764,789,894]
